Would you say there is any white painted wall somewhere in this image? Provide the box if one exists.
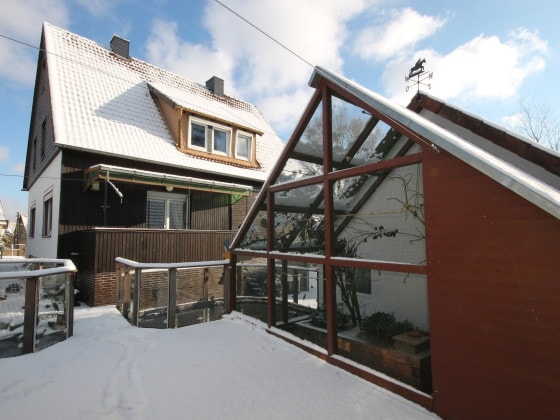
[26,153,62,258]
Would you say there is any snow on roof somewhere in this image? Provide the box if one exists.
[310,66,560,220]
[42,22,284,182]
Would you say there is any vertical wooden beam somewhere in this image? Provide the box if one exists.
[266,190,276,327]
[168,268,177,329]
[321,86,338,356]
[22,277,38,354]
[281,259,289,324]
[131,268,141,327]
[227,255,236,313]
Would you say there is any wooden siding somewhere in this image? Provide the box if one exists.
[75,229,234,273]
[423,146,560,419]
[57,150,260,260]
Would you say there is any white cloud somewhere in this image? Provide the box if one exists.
[73,0,116,17]
[353,8,447,61]
[383,28,548,106]
[0,0,70,85]
[145,0,375,137]
[0,146,8,162]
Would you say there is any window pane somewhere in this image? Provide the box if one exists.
[168,200,185,229]
[191,123,206,148]
[213,129,228,154]
[147,199,165,229]
[237,134,251,159]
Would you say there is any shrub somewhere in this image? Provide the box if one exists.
[361,312,414,343]
[310,304,351,329]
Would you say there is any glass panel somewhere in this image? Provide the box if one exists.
[237,207,268,250]
[274,259,319,326]
[273,184,325,254]
[191,122,206,148]
[168,200,185,229]
[333,164,426,265]
[36,273,68,351]
[137,269,169,329]
[335,270,431,393]
[175,266,225,327]
[274,102,324,185]
[213,128,229,154]
[235,256,269,323]
[237,134,251,159]
[147,199,165,229]
[0,278,25,358]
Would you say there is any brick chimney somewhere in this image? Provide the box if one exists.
[110,35,130,59]
[206,76,224,97]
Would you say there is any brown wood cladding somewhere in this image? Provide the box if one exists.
[76,229,234,273]
[57,150,259,260]
[422,146,560,419]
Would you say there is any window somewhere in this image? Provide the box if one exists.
[29,206,36,238]
[236,132,253,160]
[190,122,206,149]
[41,119,46,160]
[188,117,232,156]
[147,191,188,229]
[354,268,372,294]
[42,192,53,237]
[212,127,230,155]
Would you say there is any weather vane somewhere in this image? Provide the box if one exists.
[405,58,433,93]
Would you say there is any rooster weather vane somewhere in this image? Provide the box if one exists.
[405,58,433,93]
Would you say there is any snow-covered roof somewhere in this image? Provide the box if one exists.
[42,22,284,183]
[310,66,560,220]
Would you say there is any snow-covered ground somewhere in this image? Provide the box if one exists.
[0,305,440,419]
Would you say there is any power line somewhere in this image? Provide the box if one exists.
[213,0,314,68]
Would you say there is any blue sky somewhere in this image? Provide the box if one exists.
[0,0,557,220]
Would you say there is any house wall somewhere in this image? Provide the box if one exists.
[26,153,61,258]
[423,146,560,419]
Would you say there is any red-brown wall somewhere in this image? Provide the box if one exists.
[423,146,560,419]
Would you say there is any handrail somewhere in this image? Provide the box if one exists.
[115,257,229,269]
[0,258,77,279]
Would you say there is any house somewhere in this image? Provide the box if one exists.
[0,201,8,233]
[230,66,560,419]
[23,22,284,306]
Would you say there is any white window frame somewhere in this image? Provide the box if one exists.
[147,191,189,230]
[42,189,53,237]
[235,131,253,161]
[188,116,232,157]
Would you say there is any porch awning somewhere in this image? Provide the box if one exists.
[84,164,254,197]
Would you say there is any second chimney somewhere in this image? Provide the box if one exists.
[110,35,130,59]
[206,76,224,97]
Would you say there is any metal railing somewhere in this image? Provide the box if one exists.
[0,258,77,358]
[115,257,231,328]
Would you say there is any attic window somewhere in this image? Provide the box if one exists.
[187,115,254,163]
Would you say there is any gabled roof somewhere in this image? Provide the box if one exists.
[310,67,560,220]
[41,22,284,182]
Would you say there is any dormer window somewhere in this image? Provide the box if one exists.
[236,131,253,161]
[189,117,232,157]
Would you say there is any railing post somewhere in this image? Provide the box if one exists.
[67,273,75,338]
[168,268,177,329]
[131,268,140,327]
[22,277,39,354]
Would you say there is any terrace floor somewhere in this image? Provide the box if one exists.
[0,305,440,419]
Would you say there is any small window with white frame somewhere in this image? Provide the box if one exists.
[189,116,231,156]
[147,191,189,229]
[236,131,253,160]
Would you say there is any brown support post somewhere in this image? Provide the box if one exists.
[281,259,289,325]
[227,255,236,313]
[266,190,276,328]
[168,268,177,329]
[322,86,337,356]
[131,268,141,326]
[22,277,38,354]
[67,273,74,338]
[123,268,131,319]
[267,258,276,327]
[115,263,122,312]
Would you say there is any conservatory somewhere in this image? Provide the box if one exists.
[227,66,560,418]
[230,67,431,404]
